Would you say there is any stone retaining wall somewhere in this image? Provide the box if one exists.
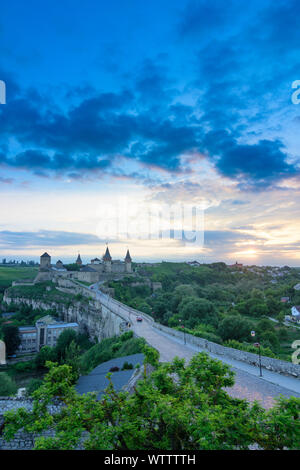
[153,323,300,378]
[0,397,62,450]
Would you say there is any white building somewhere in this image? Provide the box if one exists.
[18,315,79,354]
[290,306,300,323]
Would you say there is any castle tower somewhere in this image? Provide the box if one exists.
[34,252,53,283]
[103,246,112,273]
[40,252,51,270]
[124,249,132,273]
[76,253,82,266]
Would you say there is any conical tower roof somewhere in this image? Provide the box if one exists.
[125,249,132,262]
[76,253,82,264]
[103,246,112,261]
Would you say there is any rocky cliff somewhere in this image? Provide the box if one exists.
[3,289,125,342]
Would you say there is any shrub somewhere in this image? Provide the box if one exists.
[122,362,133,370]
[112,342,122,353]
[225,339,276,358]
[13,360,36,372]
[120,331,133,342]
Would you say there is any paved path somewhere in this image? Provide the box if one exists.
[90,285,300,409]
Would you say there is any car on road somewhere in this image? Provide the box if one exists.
[136,316,143,322]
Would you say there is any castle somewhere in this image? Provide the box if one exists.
[34,246,133,284]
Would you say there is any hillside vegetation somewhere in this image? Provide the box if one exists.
[108,262,300,361]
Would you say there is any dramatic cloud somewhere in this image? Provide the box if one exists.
[0,0,300,263]
[202,131,298,190]
[0,230,105,248]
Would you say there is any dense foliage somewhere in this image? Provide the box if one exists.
[0,266,38,297]
[0,372,18,396]
[2,351,299,450]
[4,281,75,305]
[78,331,145,375]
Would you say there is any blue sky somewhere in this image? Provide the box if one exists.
[1,0,300,264]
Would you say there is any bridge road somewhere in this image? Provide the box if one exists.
[92,286,300,409]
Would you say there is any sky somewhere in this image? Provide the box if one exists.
[0,0,300,265]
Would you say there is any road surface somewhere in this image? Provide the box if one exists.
[90,284,300,409]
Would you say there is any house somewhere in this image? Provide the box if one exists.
[18,315,79,354]
[229,261,243,269]
[290,306,300,322]
[281,297,290,303]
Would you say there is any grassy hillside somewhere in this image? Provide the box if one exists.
[4,281,78,306]
[0,266,39,297]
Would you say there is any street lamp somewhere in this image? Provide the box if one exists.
[179,319,186,345]
[251,330,263,377]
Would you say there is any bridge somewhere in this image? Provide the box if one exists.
[86,282,300,409]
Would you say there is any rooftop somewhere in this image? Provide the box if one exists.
[76,353,144,400]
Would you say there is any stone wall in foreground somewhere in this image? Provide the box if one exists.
[0,397,61,450]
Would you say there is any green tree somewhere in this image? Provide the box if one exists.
[1,324,21,355]
[35,345,58,369]
[55,329,78,362]
[64,340,81,378]
[0,372,17,396]
[178,297,218,328]
[218,316,252,342]
[2,355,299,450]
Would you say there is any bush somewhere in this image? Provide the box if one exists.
[111,342,122,353]
[120,331,133,342]
[190,330,223,344]
[13,360,36,372]
[225,339,276,358]
[122,362,133,370]
[0,372,17,396]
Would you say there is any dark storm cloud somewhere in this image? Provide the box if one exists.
[202,131,297,190]
[1,1,300,189]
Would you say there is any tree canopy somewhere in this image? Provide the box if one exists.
[3,351,299,450]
